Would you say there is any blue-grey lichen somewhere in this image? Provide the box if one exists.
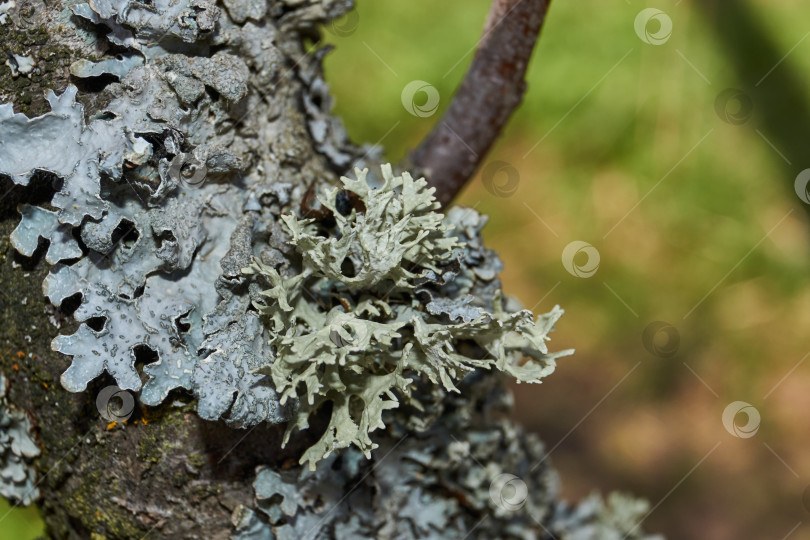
[1,66,568,466]
[244,165,572,469]
[10,205,82,264]
[232,375,660,539]
[0,0,357,430]
[69,0,220,49]
[0,0,661,536]
[69,55,145,80]
[0,373,40,506]
[551,492,665,540]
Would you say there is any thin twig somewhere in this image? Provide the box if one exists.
[411,0,552,206]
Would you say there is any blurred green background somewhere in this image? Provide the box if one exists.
[5,0,810,538]
[315,0,810,538]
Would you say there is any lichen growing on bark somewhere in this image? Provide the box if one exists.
[244,164,572,469]
[0,0,663,537]
[231,374,663,539]
[0,373,40,505]
[0,0,360,431]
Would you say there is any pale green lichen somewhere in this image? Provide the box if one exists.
[244,165,573,470]
[234,375,662,539]
[279,165,459,290]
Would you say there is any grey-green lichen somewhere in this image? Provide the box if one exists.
[0,0,662,536]
[232,373,662,540]
[244,165,572,469]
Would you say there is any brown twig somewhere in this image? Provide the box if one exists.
[411,0,551,206]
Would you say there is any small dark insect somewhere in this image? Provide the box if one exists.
[335,189,366,216]
[300,182,366,222]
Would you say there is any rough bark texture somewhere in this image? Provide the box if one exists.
[0,0,356,536]
[0,1,660,539]
[0,2,356,538]
[412,0,551,205]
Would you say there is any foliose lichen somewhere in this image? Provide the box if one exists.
[0,373,40,505]
[243,165,572,469]
[0,0,662,536]
[551,491,665,540]
[0,0,359,432]
[231,373,662,540]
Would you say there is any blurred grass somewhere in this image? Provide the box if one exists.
[0,498,44,539]
[6,1,810,537]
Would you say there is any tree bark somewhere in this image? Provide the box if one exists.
[0,0,357,536]
[0,1,659,539]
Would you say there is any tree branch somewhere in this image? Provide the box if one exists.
[411,0,551,206]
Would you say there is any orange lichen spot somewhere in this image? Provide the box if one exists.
[107,421,117,430]
[12,363,19,371]
[42,382,48,389]
[16,351,25,359]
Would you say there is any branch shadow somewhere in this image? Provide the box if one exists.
[697,0,810,218]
